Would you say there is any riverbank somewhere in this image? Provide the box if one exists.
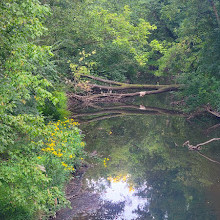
[52,163,101,220]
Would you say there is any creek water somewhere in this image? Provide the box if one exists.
[67,94,220,220]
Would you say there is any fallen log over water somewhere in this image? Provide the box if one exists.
[68,86,179,100]
[80,74,180,91]
[67,74,181,105]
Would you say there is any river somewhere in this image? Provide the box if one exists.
[56,94,220,220]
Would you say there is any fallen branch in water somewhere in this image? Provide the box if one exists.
[67,86,179,106]
[67,74,181,105]
[183,138,220,151]
[80,74,123,86]
[87,83,179,91]
[80,74,180,91]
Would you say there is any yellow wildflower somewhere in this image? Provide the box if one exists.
[61,162,68,167]
[49,142,55,147]
[52,151,58,155]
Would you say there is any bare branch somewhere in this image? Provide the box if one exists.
[69,86,179,102]
[183,138,220,150]
[80,74,123,85]
[88,83,180,91]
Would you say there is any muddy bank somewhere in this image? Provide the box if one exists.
[52,165,100,220]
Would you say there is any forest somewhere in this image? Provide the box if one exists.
[0,0,219,219]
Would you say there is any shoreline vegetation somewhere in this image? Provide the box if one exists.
[0,0,219,219]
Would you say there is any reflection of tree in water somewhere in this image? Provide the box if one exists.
[133,207,154,220]
[133,185,217,220]
[90,200,125,220]
[131,160,218,220]
[74,100,220,219]
[71,104,185,124]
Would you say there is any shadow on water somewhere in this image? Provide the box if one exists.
[62,94,220,220]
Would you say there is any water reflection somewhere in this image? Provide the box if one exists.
[70,97,220,220]
[85,176,149,219]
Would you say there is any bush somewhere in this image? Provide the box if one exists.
[0,119,85,219]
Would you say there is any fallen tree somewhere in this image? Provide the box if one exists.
[67,74,181,106]
[80,74,180,91]
[67,74,220,118]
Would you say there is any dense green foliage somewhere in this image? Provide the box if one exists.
[42,0,219,111]
[0,1,84,219]
[150,0,220,111]
[41,0,165,82]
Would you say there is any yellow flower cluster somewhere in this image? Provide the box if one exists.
[62,162,75,171]
[40,119,81,171]
[61,162,68,167]
[103,157,109,167]
[63,118,80,127]
[48,118,79,128]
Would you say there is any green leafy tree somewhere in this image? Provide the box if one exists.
[0,1,85,219]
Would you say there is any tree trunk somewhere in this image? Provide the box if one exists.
[68,74,181,105]
[208,0,220,26]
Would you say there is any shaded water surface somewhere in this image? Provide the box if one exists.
[67,95,220,220]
